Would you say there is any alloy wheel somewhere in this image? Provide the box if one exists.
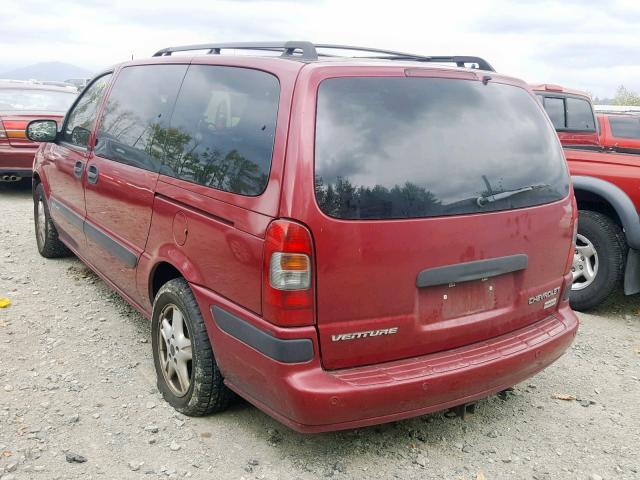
[571,233,599,291]
[157,304,193,397]
[36,199,47,247]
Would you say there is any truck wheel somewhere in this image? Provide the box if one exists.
[33,183,71,258]
[152,278,233,416]
[570,210,626,311]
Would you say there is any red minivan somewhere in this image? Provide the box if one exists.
[27,42,578,433]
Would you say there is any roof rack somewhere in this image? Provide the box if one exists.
[152,41,495,71]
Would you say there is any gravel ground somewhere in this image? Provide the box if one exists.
[1,180,639,480]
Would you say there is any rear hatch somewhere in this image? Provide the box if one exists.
[0,112,64,147]
[310,74,573,369]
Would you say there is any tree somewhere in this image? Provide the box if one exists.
[611,85,640,106]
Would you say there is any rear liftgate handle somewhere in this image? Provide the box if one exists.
[87,164,99,184]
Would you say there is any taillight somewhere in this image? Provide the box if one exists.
[263,219,315,327]
[0,120,7,142]
[2,120,28,140]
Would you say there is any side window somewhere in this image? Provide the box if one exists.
[609,116,640,139]
[162,65,280,196]
[566,98,595,130]
[94,65,187,173]
[62,74,112,148]
[543,97,565,130]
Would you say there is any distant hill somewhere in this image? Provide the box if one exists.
[0,62,93,81]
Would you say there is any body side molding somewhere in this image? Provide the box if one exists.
[212,305,314,363]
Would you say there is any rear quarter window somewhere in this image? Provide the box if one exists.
[315,77,569,220]
[161,65,280,196]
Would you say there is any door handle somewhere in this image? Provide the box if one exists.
[73,161,84,178]
[87,164,99,184]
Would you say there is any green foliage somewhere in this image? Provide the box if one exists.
[611,85,640,106]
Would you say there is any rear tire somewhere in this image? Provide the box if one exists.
[33,183,71,258]
[570,210,626,311]
[152,278,232,416]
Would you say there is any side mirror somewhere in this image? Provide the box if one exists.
[26,119,58,143]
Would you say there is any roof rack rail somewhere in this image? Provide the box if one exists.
[153,41,317,59]
[151,41,495,71]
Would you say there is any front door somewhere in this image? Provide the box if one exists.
[82,64,187,305]
[43,73,112,252]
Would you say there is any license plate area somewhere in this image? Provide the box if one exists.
[424,279,497,319]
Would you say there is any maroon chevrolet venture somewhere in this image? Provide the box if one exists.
[26,42,578,432]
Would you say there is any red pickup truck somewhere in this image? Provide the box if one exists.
[597,112,640,152]
[533,84,640,310]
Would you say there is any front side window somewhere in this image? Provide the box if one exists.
[609,116,640,139]
[94,65,188,173]
[161,65,280,196]
[62,74,112,148]
[315,77,569,220]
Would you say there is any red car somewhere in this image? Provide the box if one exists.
[533,84,640,310]
[597,113,640,152]
[27,42,578,432]
[0,80,77,181]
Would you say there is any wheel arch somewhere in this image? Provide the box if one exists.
[572,175,640,250]
[149,261,185,305]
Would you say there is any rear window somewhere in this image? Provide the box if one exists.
[539,95,596,132]
[315,77,569,220]
[609,116,640,139]
[0,88,76,112]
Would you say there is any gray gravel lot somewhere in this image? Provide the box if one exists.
[1,181,639,480]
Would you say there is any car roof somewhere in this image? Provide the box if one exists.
[111,42,533,91]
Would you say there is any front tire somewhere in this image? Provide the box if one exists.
[152,278,232,416]
[570,210,626,311]
[33,183,71,258]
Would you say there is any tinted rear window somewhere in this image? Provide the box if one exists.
[609,116,640,139]
[539,95,595,131]
[0,88,76,112]
[315,77,569,220]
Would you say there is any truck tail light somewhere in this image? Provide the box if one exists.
[263,219,315,327]
[0,120,7,143]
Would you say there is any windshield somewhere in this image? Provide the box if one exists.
[0,88,76,112]
[315,77,569,220]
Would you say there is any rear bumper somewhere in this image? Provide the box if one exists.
[0,145,36,175]
[193,284,578,433]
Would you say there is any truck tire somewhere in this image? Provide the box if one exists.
[570,210,626,311]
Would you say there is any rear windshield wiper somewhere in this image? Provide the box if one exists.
[476,184,549,207]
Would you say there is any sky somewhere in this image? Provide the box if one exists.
[2,0,640,98]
